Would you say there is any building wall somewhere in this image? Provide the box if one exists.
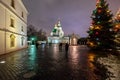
[0,31,5,54]
[1,0,27,22]
[0,0,28,55]
[70,38,78,45]
[48,36,69,44]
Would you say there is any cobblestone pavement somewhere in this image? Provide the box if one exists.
[0,44,98,80]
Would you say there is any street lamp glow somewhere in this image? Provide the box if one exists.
[31,38,35,40]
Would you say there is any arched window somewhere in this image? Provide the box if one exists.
[11,0,15,8]
[21,37,24,46]
[10,34,15,47]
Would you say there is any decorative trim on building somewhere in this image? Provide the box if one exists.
[0,28,4,31]
[0,28,27,37]
[0,0,27,24]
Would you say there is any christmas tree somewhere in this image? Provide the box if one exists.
[114,8,120,51]
[87,0,115,50]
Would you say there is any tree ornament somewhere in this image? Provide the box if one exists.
[109,28,113,32]
[115,35,118,38]
[95,32,99,35]
[97,21,101,24]
[98,9,102,13]
[115,25,119,28]
[91,15,95,18]
[95,26,101,30]
[108,20,112,22]
[93,10,97,14]
[92,21,95,24]
[89,31,93,34]
[89,42,94,47]
[114,29,118,32]
[118,14,120,17]
[97,42,101,45]
[96,38,99,40]
[98,16,100,18]
[117,14,120,20]
[107,10,110,13]
[90,25,94,30]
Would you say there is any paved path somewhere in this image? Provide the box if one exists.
[0,44,98,80]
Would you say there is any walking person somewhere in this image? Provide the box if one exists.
[65,42,69,53]
[59,43,62,51]
[36,42,39,49]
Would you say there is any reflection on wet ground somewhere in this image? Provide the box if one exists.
[0,44,118,80]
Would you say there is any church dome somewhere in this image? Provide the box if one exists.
[50,20,64,37]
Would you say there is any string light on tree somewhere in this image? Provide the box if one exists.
[96,38,99,41]
[90,25,94,30]
[98,8,102,13]
[95,26,101,30]
[95,32,99,35]
[97,21,101,24]
[97,42,101,45]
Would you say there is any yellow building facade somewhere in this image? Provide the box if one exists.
[69,33,78,46]
[0,0,28,55]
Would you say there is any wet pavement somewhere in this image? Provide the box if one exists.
[0,44,103,80]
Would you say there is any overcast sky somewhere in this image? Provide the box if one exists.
[22,0,120,37]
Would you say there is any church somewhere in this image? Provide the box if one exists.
[0,0,28,55]
[47,20,69,44]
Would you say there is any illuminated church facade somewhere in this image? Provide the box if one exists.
[48,20,69,44]
[0,0,28,55]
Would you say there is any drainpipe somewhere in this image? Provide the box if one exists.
[4,9,6,54]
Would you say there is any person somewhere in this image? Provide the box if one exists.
[65,43,69,53]
[36,42,39,49]
[59,43,62,50]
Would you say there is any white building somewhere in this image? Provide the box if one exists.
[0,0,28,55]
[69,33,79,46]
[48,20,69,44]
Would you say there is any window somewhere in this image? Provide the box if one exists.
[10,34,15,47]
[21,26,24,32]
[21,37,24,46]
[10,18,15,27]
[22,12,24,18]
[11,0,15,8]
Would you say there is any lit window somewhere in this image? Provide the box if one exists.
[21,37,24,46]
[10,18,15,27]
[11,0,15,8]
[10,34,15,47]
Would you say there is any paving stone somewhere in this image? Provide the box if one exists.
[23,71,36,79]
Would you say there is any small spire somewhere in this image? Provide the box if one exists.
[57,19,61,27]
